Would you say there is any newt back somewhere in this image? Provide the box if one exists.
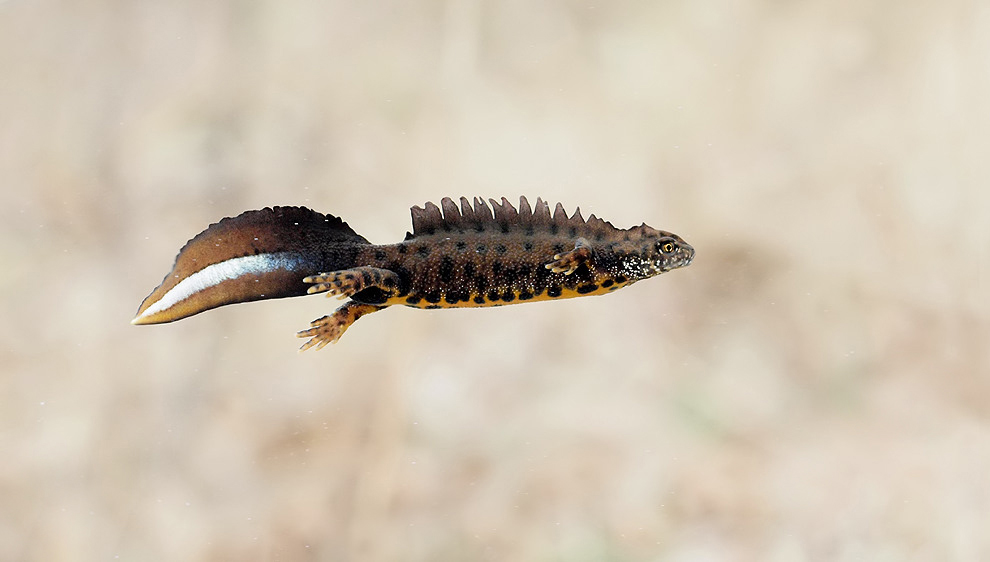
[346,197,669,309]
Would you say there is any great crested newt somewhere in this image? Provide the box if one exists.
[133,196,695,350]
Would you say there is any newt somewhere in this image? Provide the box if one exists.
[133,196,694,350]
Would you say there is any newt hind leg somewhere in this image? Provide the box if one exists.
[304,266,400,300]
[298,266,399,350]
[297,302,387,351]
[545,237,593,275]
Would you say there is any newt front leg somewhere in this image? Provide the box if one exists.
[544,237,592,275]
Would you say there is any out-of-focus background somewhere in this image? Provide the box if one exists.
[2,0,988,560]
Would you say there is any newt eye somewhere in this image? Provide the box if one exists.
[658,239,676,255]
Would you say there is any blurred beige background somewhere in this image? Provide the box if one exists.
[2,0,988,560]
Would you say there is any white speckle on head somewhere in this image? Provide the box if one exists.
[136,252,305,321]
[622,259,644,276]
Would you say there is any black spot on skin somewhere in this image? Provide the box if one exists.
[553,244,565,254]
[487,290,500,301]
[353,287,388,305]
[501,290,515,302]
[492,261,502,275]
[476,244,487,254]
[445,293,459,304]
[439,256,455,283]
[475,275,489,292]
[456,241,467,251]
[601,279,614,288]
[547,286,563,298]
[362,271,373,285]
[615,275,627,284]
[405,295,421,305]
[623,234,631,241]
[393,266,412,295]
[474,224,485,232]
[425,304,441,309]
[383,277,396,288]
[525,226,535,236]
[595,233,605,241]
[517,264,532,277]
[464,262,475,277]
[500,223,510,234]
[473,295,486,304]
[518,291,533,300]
[425,292,442,304]
[534,263,552,280]
[398,244,408,254]
[417,246,431,257]
[577,284,598,294]
[495,244,507,255]
[551,224,559,235]
[569,227,577,237]
[374,249,386,261]
[524,242,534,251]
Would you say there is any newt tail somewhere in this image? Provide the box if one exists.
[133,197,694,350]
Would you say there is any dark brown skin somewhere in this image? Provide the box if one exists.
[133,196,694,350]
[297,196,694,349]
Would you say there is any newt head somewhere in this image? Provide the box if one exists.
[606,224,695,281]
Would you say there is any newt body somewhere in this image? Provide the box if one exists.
[133,196,694,349]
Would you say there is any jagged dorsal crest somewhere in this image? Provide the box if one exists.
[406,196,619,240]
